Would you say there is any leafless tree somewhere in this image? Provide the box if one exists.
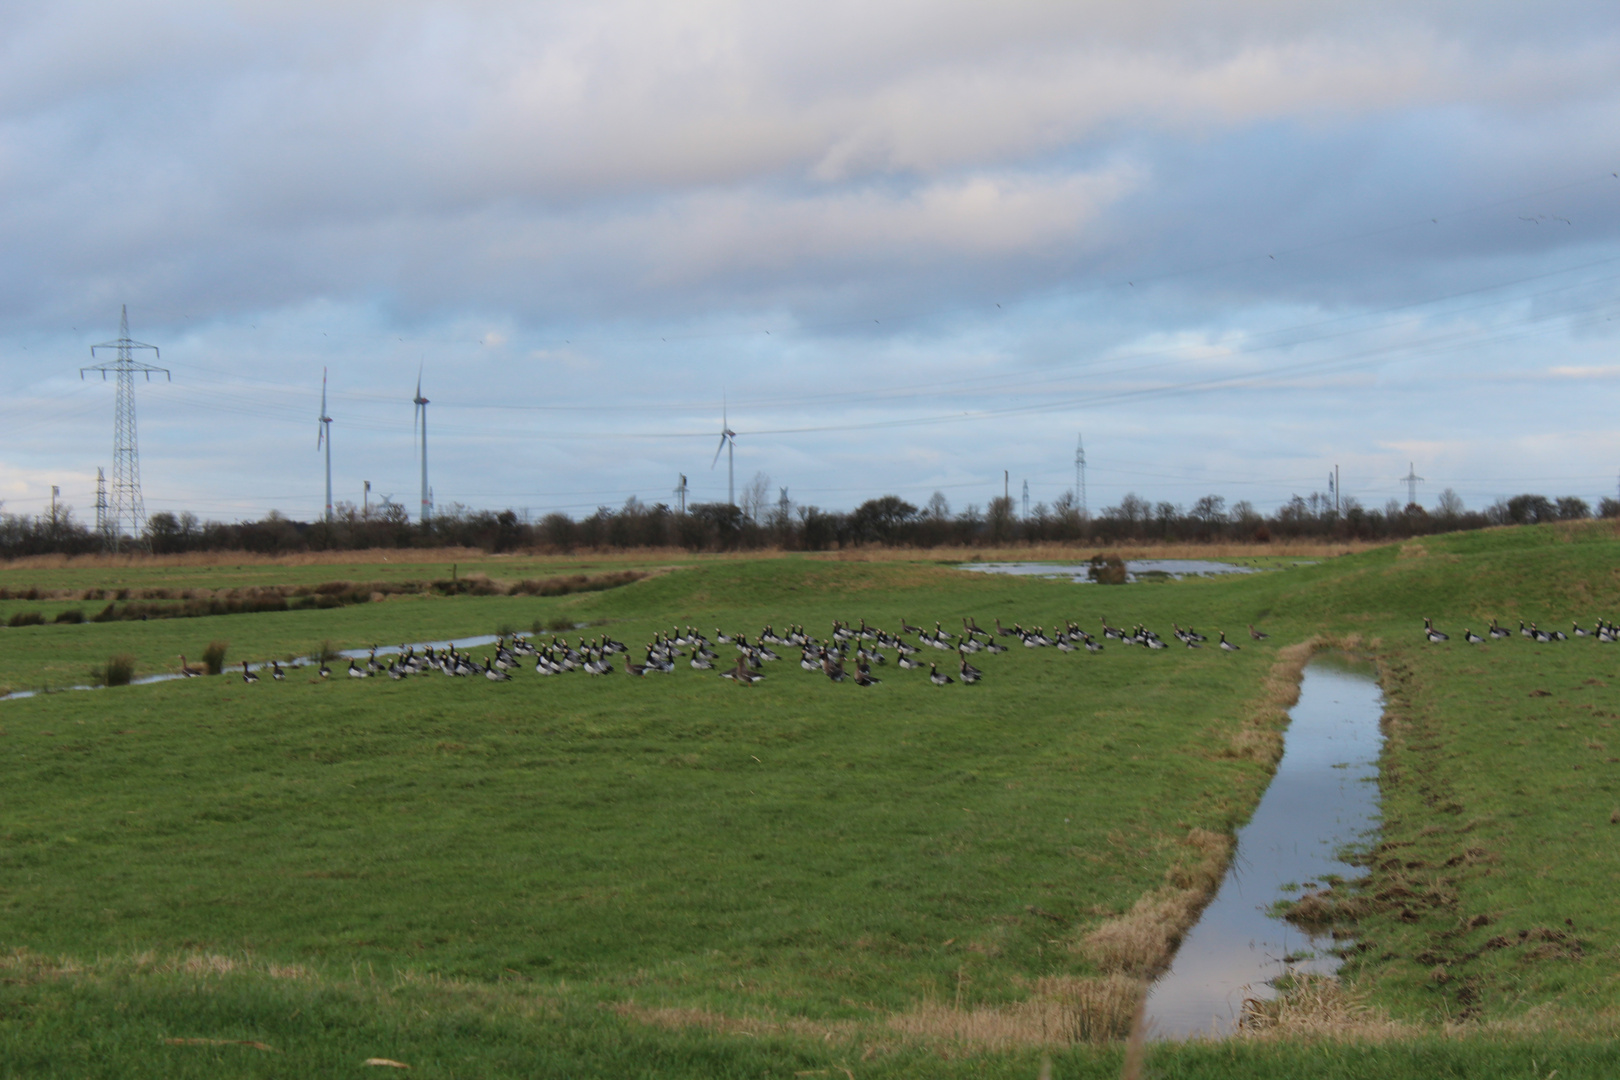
[741,471,772,522]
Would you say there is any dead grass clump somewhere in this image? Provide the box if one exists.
[611,1002,860,1042]
[1238,974,1404,1039]
[266,963,312,980]
[201,641,229,675]
[102,653,136,687]
[179,953,241,977]
[1080,829,1233,977]
[1079,890,1197,976]
[886,976,1143,1047]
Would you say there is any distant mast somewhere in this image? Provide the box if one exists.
[413,368,431,523]
[317,369,333,523]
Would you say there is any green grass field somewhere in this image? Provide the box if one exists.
[2,527,1619,1076]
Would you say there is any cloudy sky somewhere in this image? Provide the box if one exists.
[4,1,1620,526]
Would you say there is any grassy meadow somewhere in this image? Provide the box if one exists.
[1,527,1618,1076]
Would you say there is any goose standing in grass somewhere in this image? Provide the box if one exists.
[271,661,285,681]
[853,662,881,687]
[1489,620,1511,639]
[958,658,982,684]
[484,658,511,681]
[897,653,925,670]
[1218,632,1240,652]
[348,659,368,678]
[178,655,203,678]
[928,663,954,686]
[1463,629,1486,644]
[1248,624,1269,640]
[242,660,259,684]
[1424,618,1449,643]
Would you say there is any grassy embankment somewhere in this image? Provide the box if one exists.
[1,527,1618,1076]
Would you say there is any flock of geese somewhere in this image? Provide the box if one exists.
[188,613,1620,685]
[1424,617,1620,645]
[215,616,1269,688]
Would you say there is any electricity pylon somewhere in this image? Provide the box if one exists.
[1075,433,1087,518]
[1402,462,1425,507]
[81,306,168,551]
[95,468,111,551]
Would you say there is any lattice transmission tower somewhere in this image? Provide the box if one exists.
[81,306,168,551]
[1074,432,1087,518]
[94,468,111,551]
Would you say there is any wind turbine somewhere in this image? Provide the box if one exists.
[711,399,737,506]
[317,368,333,523]
[413,367,431,523]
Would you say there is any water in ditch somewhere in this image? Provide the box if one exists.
[1144,653,1384,1039]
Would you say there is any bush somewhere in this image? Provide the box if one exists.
[104,654,136,687]
[547,616,575,631]
[495,622,516,638]
[1088,554,1128,585]
[7,611,45,627]
[201,640,229,675]
[53,609,85,624]
[312,640,340,665]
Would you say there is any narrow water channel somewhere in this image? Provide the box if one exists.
[1144,653,1384,1039]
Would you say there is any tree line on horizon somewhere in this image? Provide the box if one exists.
[1,479,1612,559]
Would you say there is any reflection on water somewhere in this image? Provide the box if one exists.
[1144,654,1384,1039]
[958,559,1258,582]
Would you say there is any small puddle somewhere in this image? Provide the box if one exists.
[1144,653,1384,1039]
[958,559,1257,583]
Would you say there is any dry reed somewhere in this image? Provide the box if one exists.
[1076,828,1233,979]
[885,976,1144,1048]
[1238,973,1406,1039]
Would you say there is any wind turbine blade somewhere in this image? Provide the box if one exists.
[711,433,727,468]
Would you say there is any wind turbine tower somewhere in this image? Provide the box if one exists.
[413,369,432,523]
[81,306,168,551]
[711,400,737,506]
[317,369,333,522]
